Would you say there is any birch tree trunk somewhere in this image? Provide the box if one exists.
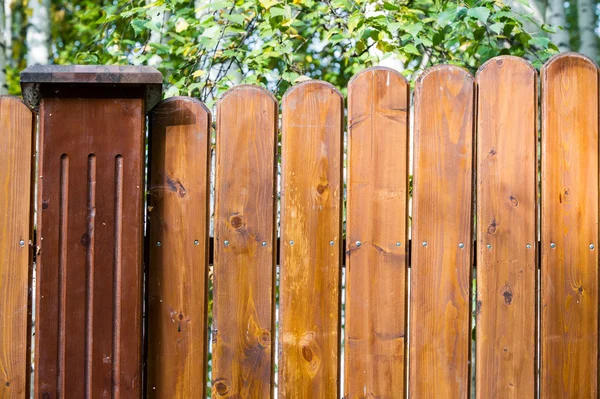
[546,0,571,51]
[577,0,598,60]
[26,0,50,65]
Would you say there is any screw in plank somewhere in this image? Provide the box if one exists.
[224,240,229,246]
[396,242,401,247]
[590,244,595,250]
[19,240,25,247]
[550,242,556,248]
[422,241,427,247]
[289,240,294,246]
[262,241,267,247]
[330,240,334,246]
[487,244,492,250]
[156,241,162,247]
[458,243,464,248]
[194,240,199,246]
[356,241,361,247]
[526,243,531,249]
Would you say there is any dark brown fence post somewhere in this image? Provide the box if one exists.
[21,65,161,398]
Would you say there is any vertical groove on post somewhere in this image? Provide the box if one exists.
[58,153,69,397]
[85,154,96,398]
[112,154,123,398]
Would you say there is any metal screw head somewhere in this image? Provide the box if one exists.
[356,241,361,247]
[289,240,294,246]
[550,242,556,248]
[194,240,199,246]
[19,240,25,247]
[590,244,595,250]
[262,241,267,247]
[526,243,532,249]
[156,241,162,247]
[330,240,335,246]
[487,244,492,250]
[224,240,229,246]
[422,241,428,247]
[396,242,401,247]
[458,243,464,248]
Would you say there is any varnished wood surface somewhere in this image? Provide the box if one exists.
[345,67,409,399]
[410,65,474,399]
[279,81,343,399]
[0,97,35,398]
[212,86,277,398]
[476,56,537,398]
[35,98,145,398]
[540,53,599,398]
[146,97,211,398]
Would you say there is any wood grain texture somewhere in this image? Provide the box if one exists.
[212,86,277,398]
[410,65,474,399]
[35,98,145,399]
[0,97,35,398]
[476,56,537,398]
[345,67,409,399]
[279,81,343,399]
[540,53,599,398]
[146,97,211,398]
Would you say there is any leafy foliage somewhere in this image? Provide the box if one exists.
[5,0,558,101]
[52,0,556,105]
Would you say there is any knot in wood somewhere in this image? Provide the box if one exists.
[258,330,271,348]
[213,380,230,396]
[316,182,328,195]
[229,214,245,230]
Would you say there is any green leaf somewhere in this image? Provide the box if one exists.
[260,0,279,9]
[223,14,245,25]
[403,43,420,56]
[467,7,490,23]
[490,22,504,34]
[131,19,146,35]
[383,1,400,11]
[529,36,550,48]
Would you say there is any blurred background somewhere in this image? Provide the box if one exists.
[4,0,594,104]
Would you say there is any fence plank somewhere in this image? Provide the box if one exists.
[279,81,343,398]
[146,97,211,398]
[410,65,474,399]
[476,56,537,398]
[0,97,34,398]
[345,67,409,399]
[541,53,599,398]
[212,86,277,398]
[35,98,145,398]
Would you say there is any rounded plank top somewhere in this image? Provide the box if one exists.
[147,95,211,398]
[476,55,538,399]
[279,79,343,399]
[540,51,599,398]
[410,63,474,399]
[345,66,409,399]
[0,95,34,398]
[212,84,278,398]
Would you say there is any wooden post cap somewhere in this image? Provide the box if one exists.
[20,65,162,111]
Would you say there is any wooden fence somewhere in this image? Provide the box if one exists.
[0,52,598,398]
